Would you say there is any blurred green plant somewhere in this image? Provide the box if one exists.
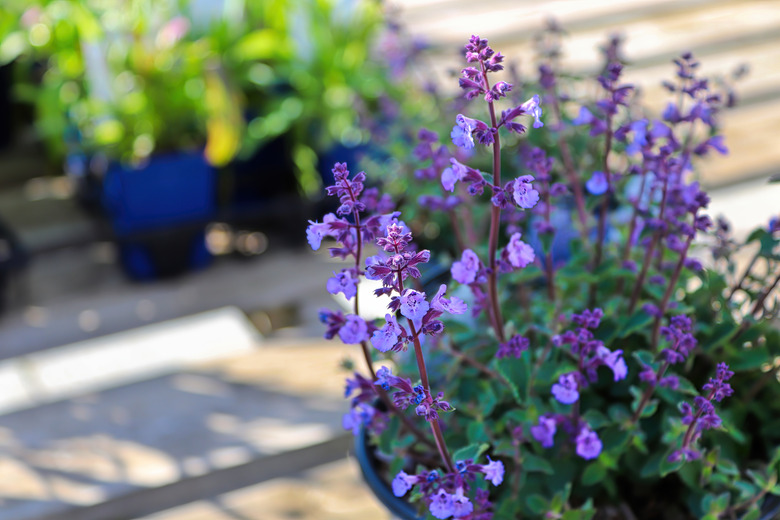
[0,0,414,196]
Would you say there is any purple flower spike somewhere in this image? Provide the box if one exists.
[576,427,602,460]
[338,315,368,344]
[452,249,481,284]
[513,175,540,209]
[586,171,609,195]
[552,372,580,404]
[400,289,430,324]
[531,415,557,448]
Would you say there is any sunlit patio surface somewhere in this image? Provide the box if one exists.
[0,1,778,519]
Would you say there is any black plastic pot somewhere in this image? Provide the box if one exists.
[355,426,780,520]
[355,427,422,520]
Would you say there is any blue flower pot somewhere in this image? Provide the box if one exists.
[102,152,215,280]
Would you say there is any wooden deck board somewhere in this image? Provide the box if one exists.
[395,0,780,187]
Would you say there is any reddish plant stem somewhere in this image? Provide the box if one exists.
[750,269,780,317]
[628,177,670,314]
[593,113,614,274]
[727,249,761,301]
[447,209,467,253]
[680,388,716,451]
[629,360,670,424]
[482,62,506,343]
[622,164,649,263]
[651,232,695,348]
[448,342,512,389]
[346,193,432,447]
[395,264,454,472]
[543,183,556,303]
[549,87,589,242]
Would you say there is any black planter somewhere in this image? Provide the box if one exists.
[355,425,780,520]
[355,427,422,520]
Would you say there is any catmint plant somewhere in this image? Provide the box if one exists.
[308,28,780,520]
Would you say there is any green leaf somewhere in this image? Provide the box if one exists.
[619,311,654,338]
[523,453,554,475]
[741,505,761,520]
[379,416,400,454]
[452,443,489,463]
[632,350,655,366]
[525,494,548,515]
[601,427,630,453]
[640,452,662,478]
[728,344,770,371]
[715,458,739,476]
[701,319,738,352]
[477,382,498,416]
[581,462,606,486]
[466,422,491,445]
[495,352,531,404]
[582,409,610,429]
[660,453,684,476]
[235,30,281,60]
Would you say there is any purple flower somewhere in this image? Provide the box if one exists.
[400,289,430,324]
[441,162,465,192]
[451,114,481,150]
[429,489,454,519]
[521,94,544,128]
[338,315,368,344]
[596,346,628,381]
[513,175,540,209]
[326,269,358,300]
[572,106,594,125]
[552,372,580,404]
[306,213,338,250]
[496,334,530,358]
[505,233,535,269]
[576,427,602,460]
[452,249,481,284]
[482,456,505,486]
[371,314,403,352]
[451,488,474,517]
[431,284,468,315]
[531,415,557,448]
[585,170,609,195]
[392,470,416,497]
[342,402,374,435]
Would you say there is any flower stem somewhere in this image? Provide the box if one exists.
[651,232,695,348]
[482,63,506,343]
[726,249,761,301]
[549,87,589,243]
[396,266,455,472]
[593,113,614,272]
[629,361,669,425]
[628,177,670,314]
